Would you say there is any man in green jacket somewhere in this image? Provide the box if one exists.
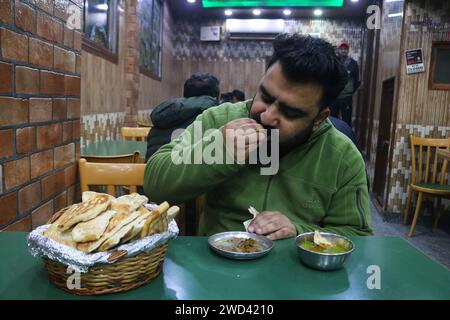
[144,34,373,239]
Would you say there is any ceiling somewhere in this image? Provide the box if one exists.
[166,0,372,21]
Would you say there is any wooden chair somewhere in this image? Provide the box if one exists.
[121,127,150,141]
[137,121,153,128]
[403,135,450,237]
[81,151,141,163]
[79,158,146,197]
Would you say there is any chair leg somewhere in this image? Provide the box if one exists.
[433,198,442,230]
[403,188,413,225]
[408,192,423,237]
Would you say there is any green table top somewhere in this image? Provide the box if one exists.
[81,140,147,158]
[0,233,449,300]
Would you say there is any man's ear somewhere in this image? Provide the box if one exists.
[314,107,330,127]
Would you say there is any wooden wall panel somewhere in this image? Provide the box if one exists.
[81,5,126,116]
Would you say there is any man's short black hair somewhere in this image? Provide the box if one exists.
[183,72,220,98]
[231,90,245,101]
[267,33,348,110]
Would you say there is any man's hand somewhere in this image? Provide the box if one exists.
[222,118,266,163]
[247,211,297,240]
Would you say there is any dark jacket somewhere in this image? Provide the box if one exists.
[338,57,360,98]
[145,96,218,161]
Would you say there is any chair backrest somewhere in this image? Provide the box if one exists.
[79,158,146,197]
[137,121,153,128]
[121,127,150,141]
[410,135,450,185]
[81,151,141,163]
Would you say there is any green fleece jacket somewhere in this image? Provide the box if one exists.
[144,100,373,237]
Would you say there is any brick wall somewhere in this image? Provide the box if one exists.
[0,0,83,231]
[124,0,139,126]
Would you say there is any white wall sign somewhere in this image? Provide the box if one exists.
[200,26,221,41]
[405,48,425,75]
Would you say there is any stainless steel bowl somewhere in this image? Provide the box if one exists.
[295,232,354,271]
[208,231,273,260]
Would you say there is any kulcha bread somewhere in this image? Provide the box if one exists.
[44,207,78,248]
[111,193,149,212]
[140,202,170,238]
[76,206,141,253]
[57,194,112,231]
[43,191,174,254]
[82,191,114,203]
[71,210,116,242]
[119,207,151,244]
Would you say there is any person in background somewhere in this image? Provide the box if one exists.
[145,72,220,162]
[219,92,232,104]
[330,40,360,128]
[230,89,245,103]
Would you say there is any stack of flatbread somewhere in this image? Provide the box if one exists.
[43,192,179,253]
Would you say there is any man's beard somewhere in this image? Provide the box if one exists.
[251,113,314,158]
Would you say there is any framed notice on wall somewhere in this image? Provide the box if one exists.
[405,48,425,75]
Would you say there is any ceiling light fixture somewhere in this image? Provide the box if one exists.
[253,9,261,15]
[283,9,292,16]
[388,12,403,17]
[350,0,359,2]
[225,9,233,16]
[187,0,196,3]
[313,9,323,16]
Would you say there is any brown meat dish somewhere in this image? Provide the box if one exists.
[215,237,263,253]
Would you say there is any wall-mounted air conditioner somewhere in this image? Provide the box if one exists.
[225,19,285,40]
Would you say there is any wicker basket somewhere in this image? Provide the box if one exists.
[42,207,170,295]
[43,243,169,295]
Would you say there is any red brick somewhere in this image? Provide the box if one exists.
[40,70,64,95]
[41,170,65,200]
[29,98,52,123]
[18,181,41,214]
[37,12,62,44]
[0,192,17,226]
[0,61,13,93]
[66,98,80,119]
[75,54,81,75]
[0,0,12,24]
[64,75,80,96]
[2,216,31,232]
[52,98,66,120]
[62,121,73,142]
[30,149,53,179]
[75,140,80,159]
[15,66,40,94]
[64,163,77,188]
[0,97,28,127]
[0,129,13,159]
[63,26,73,48]
[31,200,53,229]
[37,123,61,149]
[15,2,36,33]
[29,38,53,68]
[16,126,36,154]
[0,28,28,63]
[53,191,67,213]
[54,143,75,170]
[30,0,54,15]
[73,31,81,52]
[66,185,75,205]
[72,119,80,139]
[3,157,30,190]
[54,46,75,73]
